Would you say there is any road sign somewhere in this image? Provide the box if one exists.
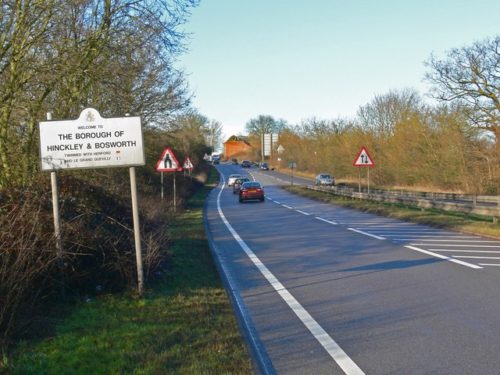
[155,148,181,172]
[183,156,194,170]
[353,146,375,167]
[39,108,145,171]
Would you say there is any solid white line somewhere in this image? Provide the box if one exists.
[403,239,499,242]
[479,264,500,267]
[216,177,365,374]
[405,245,482,269]
[296,210,310,216]
[348,228,385,240]
[411,244,500,248]
[428,249,500,253]
[274,200,281,204]
[454,256,500,260]
[383,236,478,240]
[282,204,293,209]
[315,217,338,225]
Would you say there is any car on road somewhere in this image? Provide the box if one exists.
[231,158,238,165]
[259,162,269,170]
[315,173,335,186]
[241,160,252,168]
[232,177,250,194]
[228,174,243,186]
[239,181,265,202]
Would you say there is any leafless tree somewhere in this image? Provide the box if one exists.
[425,36,500,149]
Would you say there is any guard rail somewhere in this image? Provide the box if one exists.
[307,185,500,223]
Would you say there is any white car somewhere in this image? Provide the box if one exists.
[315,173,335,186]
[227,174,243,186]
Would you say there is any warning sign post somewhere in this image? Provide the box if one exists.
[353,146,375,193]
[156,148,182,211]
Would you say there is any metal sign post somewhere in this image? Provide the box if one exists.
[130,166,144,295]
[173,172,177,212]
[161,172,164,200]
[39,108,146,296]
[46,112,63,260]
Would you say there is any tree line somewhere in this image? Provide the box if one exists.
[244,36,499,194]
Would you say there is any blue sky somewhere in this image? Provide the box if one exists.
[178,0,500,137]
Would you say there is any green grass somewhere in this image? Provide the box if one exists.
[284,185,500,239]
[6,170,252,375]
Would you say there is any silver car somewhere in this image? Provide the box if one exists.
[228,174,243,186]
[315,173,335,186]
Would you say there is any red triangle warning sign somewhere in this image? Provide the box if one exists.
[183,157,194,170]
[155,148,181,172]
[353,146,375,167]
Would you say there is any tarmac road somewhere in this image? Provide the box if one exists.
[204,164,500,374]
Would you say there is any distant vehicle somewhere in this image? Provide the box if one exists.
[259,162,269,170]
[231,158,238,165]
[228,174,242,186]
[315,173,335,186]
[239,181,265,203]
[241,160,252,168]
[232,177,250,194]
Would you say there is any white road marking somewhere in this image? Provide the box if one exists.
[282,204,293,209]
[411,244,500,248]
[348,228,385,240]
[315,217,338,225]
[216,177,365,375]
[479,264,500,267]
[382,236,478,240]
[274,200,281,204]
[405,245,482,269]
[296,210,310,216]
[454,256,500,260]
[404,238,500,244]
[429,249,500,253]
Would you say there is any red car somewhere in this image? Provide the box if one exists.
[239,181,265,203]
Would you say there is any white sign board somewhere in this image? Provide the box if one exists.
[39,108,145,171]
[353,146,375,167]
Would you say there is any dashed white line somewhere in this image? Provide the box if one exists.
[348,228,385,240]
[296,210,310,216]
[282,204,293,209]
[405,245,482,269]
[315,217,338,225]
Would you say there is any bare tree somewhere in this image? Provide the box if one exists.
[425,36,500,148]
[357,88,423,136]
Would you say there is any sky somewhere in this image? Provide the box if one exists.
[177,0,500,138]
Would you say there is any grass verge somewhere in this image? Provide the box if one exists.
[5,169,252,375]
[284,185,500,239]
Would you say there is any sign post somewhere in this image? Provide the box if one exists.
[353,146,375,194]
[155,148,182,211]
[288,161,296,186]
[39,108,146,296]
